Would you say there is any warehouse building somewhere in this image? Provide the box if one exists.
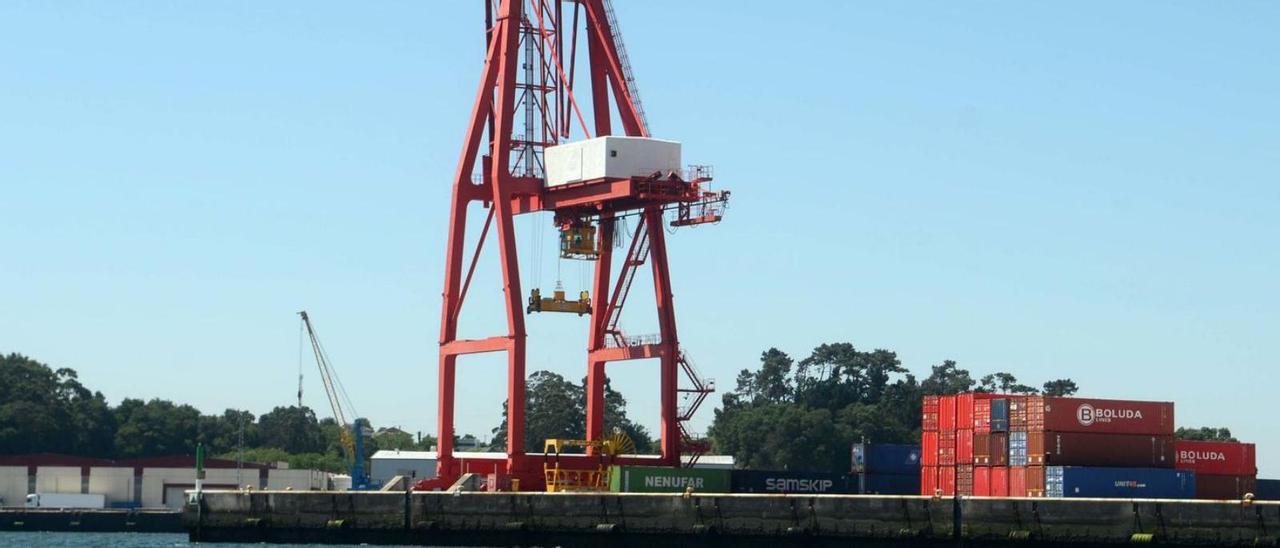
[0,453,329,510]
[369,450,734,487]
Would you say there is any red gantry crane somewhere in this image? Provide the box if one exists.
[427,0,728,491]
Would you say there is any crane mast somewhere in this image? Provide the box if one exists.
[298,310,369,489]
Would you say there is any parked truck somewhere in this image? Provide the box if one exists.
[24,493,106,509]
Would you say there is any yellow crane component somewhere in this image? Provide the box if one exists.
[559,225,599,260]
[526,287,591,315]
[542,430,635,493]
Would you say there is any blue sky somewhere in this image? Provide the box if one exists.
[2,2,1277,473]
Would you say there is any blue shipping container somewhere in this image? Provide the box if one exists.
[854,473,920,495]
[731,470,854,494]
[1256,479,1280,500]
[1045,467,1195,499]
[1009,431,1028,466]
[851,443,921,475]
[990,399,1010,432]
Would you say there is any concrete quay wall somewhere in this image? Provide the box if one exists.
[185,490,1280,546]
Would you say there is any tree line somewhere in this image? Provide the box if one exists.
[0,353,435,472]
[707,343,1082,473]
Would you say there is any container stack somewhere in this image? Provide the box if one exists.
[922,393,1007,496]
[1174,440,1257,499]
[924,394,1208,499]
[1021,396,1181,498]
[850,443,922,494]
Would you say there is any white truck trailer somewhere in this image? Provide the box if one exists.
[24,493,107,509]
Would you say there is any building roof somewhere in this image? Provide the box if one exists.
[0,453,114,467]
[0,453,274,469]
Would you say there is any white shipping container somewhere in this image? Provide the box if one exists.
[544,136,681,187]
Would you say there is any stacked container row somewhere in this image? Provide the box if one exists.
[1174,440,1257,500]
[923,394,1204,499]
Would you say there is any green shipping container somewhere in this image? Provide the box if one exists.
[608,466,731,493]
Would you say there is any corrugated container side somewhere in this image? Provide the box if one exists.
[957,393,972,431]
[922,432,939,467]
[957,465,974,496]
[1028,432,1174,468]
[991,466,1010,497]
[1009,431,1028,466]
[938,466,956,496]
[957,430,974,465]
[1174,440,1257,476]
[609,466,731,493]
[1009,466,1027,497]
[731,470,852,494]
[1256,479,1280,500]
[859,473,920,495]
[1026,465,1046,497]
[923,396,940,432]
[1194,474,1256,500]
[940,395,957,431]
[974,466,991,496]
[974,433,992,465]
[921,466,938,495]
[1009,397,1028,430]
[1045,467,1195,499]
[991,399,1010,433]
[991,433,1009,466]
[939,430,956,466]
[1034,397,1175,435]
[856,444,922,475]
[974,399,991,433]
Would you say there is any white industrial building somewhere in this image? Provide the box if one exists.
[370,450,734,488]
[0,454,329,510]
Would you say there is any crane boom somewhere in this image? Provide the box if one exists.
[298,310,369,488]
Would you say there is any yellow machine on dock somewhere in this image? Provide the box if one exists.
[543,431,636,492]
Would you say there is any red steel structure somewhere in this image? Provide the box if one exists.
[430,0,727,490]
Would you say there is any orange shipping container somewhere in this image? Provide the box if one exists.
[1027,465,1046,497]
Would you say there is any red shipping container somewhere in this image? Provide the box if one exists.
[938,466,957,496]
[1195,474,1257,500]
[957,429,975,465]
[957,465,974,496]
[923,395,940,432]
[990,433,1009,466]
[940,395,957,431]
[921,465,939,495]
[1026,466,1045,497]
[974,466,991,496]
[1027,432,1174,467]
[1009,396,1028,430]
[974,433,992,465]
[1174,440,1257,476]
[922,431,939,466]
[957,393,1006,432]
[939,430,957,466]
[974,399,992,433]
[1009,466,1027,497]
[1027,396,1174,435]
[991,466,1010,497]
